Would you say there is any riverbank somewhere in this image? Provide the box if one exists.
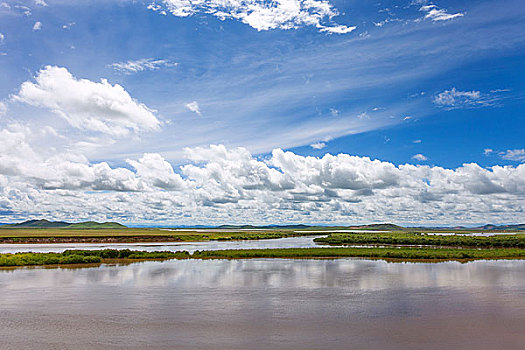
[2,246,525,267]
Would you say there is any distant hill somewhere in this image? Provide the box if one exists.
[217,223,405,231]
[3,219,71,229]
[66,221,127,229]
[349,223,406,231]
[217,224,312,229]
[476,224,525,231]
[2,219,126,229]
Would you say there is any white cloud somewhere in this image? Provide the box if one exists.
[310,142,326,150]
[0,142,524,224]
[62,22,75,29]
[32,21,42,31]
[420,5,464,21]
[108,58,178,74]
[500,149,525,162]
[185,101,201,115]
[412,154,427,161]
[127,153,185,190]
[319,24,356,34]
[149,0,355,34]
[433,87,498,109]
[12,66,160,137]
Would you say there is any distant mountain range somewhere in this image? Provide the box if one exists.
[0,220,523,231]
[475,224,525,231]
[347,223,405,230]
[217,224,312,229]
[217,223,524,231]
[1,219,127,229]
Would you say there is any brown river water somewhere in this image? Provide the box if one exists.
[0,258,524,349]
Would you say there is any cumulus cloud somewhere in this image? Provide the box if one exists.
[32,21,42,31]
[419,4,464,21]
[412,154,427,161]
[500,149,525,162]
[185,101,201,115]
[12,66,160,136]
[148,0,355,34]
[433,87,498,109]
[0,141,523,225]
[127,153,185,190]
[108,58,178,74]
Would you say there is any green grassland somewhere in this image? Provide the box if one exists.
[0,225,523,244]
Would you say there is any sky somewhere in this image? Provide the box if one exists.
[0,0,524,226]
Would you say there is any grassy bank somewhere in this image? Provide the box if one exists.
[314,232,525,248]
[0,249,190,267]
[192,247,525,260]
[2,246,525,267]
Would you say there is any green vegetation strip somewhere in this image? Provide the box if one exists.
[2,247,525,267]
[314,232,525,248]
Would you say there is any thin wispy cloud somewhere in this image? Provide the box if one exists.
[14,5,31,16]
[500,149,525,162]
[62,22,75,29]
[420,5,464,21]
[108,58,178,74]
[0,101,6,116]
[433,88,500,109]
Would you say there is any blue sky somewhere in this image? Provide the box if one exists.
[0,0,524,225]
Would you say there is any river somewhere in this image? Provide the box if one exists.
[0,235,326,254]
[0,256,524,349]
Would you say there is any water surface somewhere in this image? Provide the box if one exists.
[0,235,325,254]
[0,258,524,349]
